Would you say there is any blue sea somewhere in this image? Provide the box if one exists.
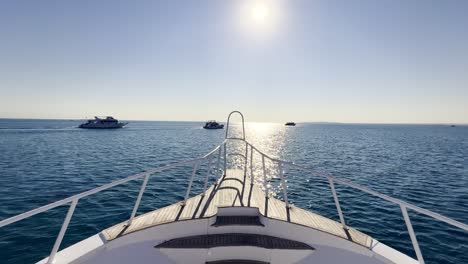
[0,119,467,264]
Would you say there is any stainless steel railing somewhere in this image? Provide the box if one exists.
[236,137,468,264]
[0,142,225,264]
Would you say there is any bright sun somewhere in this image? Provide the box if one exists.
[238,0,279,35]
[251,3,269,24]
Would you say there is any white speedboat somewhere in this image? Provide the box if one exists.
[79,116,128,129]
[1,111,466,264]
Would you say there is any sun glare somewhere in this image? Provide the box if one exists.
[251,3,269,24]
[237,0,280,35]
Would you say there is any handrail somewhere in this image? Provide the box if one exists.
[288,163,468,231]
[0,157,204,228]
[242,138,468,230]
[0,143,224,264]
[240,137,467,264]
[202,142,224,159]
[242,139,293,164]
[225,111,245,140]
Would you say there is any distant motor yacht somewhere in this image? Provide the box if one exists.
[79,116,128,129]
[285,122,296,126]
[203,120,224,129]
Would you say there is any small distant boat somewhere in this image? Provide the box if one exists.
[285,122,296,126]
[79,116,128,129]
[203,120,224,129]
[451,125,456,127]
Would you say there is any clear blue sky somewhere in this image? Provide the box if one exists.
[1,0,467,123]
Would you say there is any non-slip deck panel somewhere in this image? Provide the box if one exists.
[155,233,314,250]
[213,216,264,227]
[206,260,269,264]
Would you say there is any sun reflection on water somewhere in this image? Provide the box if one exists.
[225,122,292,198]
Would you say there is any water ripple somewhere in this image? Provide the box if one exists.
[0,120,467,263]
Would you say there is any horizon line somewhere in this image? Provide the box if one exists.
[0,117,466,126]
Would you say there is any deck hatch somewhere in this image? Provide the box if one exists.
[213,216,264,227]
[155,233,314,250]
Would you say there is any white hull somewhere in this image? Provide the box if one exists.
[37,206,416,264]
[79,123,126,129]
[78,116,127,129]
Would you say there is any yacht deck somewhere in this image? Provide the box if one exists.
[102,169,372,248]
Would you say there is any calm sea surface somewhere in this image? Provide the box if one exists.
[0,119,467,263]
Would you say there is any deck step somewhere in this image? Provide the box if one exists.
[155,233,314,250]
[212,216,264,227]
[206,260,269,264]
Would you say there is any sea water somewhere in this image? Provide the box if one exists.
[0,119,466,263]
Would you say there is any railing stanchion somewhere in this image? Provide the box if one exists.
[202,155,213,196]
[328,177,347,229]
[47,199,79,264]
[223,142,227,175]
[243,141,248,178]
[262,154,268,197]
[128,173,150,225]
[215,146,222,182]
[278,162,289,207]
[401,204,425,264]
[184,161,200,205]
[250,145,254,181]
